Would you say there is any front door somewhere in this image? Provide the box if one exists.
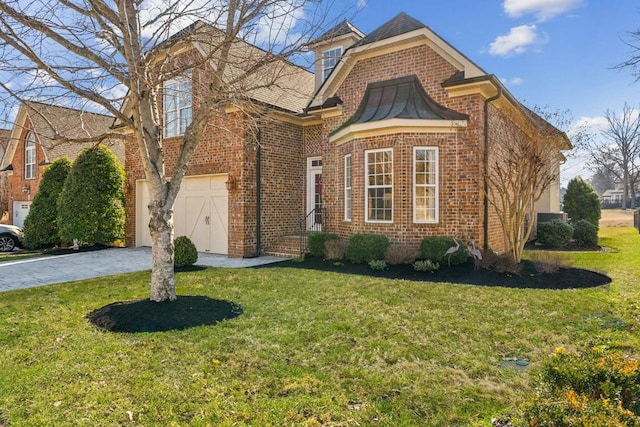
[13,201,31,228]
[306,157,322,231]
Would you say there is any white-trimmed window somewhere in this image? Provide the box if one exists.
[163,75,192,138]
[414,147,439,223]
[24,131,36,180]
[322,47,342,80]
[365,148,392,222]
[344,154,352,221]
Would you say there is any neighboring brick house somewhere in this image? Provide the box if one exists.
[0,128,11,221]
[0,101,124,227]
[125,12,570,257]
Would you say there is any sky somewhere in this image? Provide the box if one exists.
[344,0,640,186]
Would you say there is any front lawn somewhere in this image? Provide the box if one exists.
[0,227,638,426]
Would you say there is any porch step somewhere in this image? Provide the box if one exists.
[264,235,305,258]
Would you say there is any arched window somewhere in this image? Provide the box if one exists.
[25,132,36,179]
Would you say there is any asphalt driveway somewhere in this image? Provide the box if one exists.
[0,247,285,292]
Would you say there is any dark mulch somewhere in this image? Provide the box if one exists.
[86,296,243,333]
[42,244,113,256]
[260,257,611,290]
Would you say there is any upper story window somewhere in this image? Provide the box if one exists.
[365,148,392,222]
[24,131,36,180]
[163,75,192,138]
[414,147,439,223]
[322,47,342,81]
[344,154,351,221]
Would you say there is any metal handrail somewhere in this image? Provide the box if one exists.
[299,208,327,256]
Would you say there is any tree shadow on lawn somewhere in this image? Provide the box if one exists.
[86,296,243,333]
[261,258,611,290]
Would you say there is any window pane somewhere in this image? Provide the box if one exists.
[414,148,438,223]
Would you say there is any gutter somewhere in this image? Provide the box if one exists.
[483,86,502,251]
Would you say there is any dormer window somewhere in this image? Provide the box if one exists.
[322,47,342,80]
[24,131,36,179]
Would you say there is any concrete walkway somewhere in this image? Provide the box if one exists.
[0,247,286,293]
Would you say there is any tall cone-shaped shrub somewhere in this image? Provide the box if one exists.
[58,146,125,245]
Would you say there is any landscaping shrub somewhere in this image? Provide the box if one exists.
[58,145,125,245]
[413,259,440,272]
[345,233,390,264]
[307,232,338,258]
[573,219,599,248]
[420,236,467,266]
[324,239,347,261]
[563,177,601,226]
[480,249,523,274]
[368,260,387,271]
[536,220,573,248]
[174,236,198,268]
[510,347,640,426]
[23,158,72,249]
[384,244,420,265]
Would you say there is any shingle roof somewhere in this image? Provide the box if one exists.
[23,101,123,163]
[353,12,426,47]
[335,75,467,132]
[0,128,10,163]
[309,20,364,46]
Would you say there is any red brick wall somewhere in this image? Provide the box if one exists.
[7,119,46,225]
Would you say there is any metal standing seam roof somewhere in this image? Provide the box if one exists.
[333,75,468,134]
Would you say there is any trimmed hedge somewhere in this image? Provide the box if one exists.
[536,220,573,248]
[174,236,198,268]
[573,219,598,248]
[307,232,338,258]
[345,233,390,264]
[420,236,467,265]
[23,158,72,249]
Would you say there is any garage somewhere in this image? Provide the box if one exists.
[136,174,229,254]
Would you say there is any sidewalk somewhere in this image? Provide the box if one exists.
[0,247,286,293]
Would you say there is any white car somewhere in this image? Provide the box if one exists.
[0,224,24,252]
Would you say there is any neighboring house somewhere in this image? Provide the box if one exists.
[125,12,570,257]
[0,101,124,227]
[601,183,640,207]
[0,128,11,221]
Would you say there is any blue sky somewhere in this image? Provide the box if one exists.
[346,0,640,185]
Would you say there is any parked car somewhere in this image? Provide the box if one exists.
[0,224,23,252]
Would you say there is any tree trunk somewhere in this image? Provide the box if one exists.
[148,203,176,302]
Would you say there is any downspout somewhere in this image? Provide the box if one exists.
[483,85,502,251]
[255,128,262,257]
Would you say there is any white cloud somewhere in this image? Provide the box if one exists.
[489,25,545,56]
[503,0,583,22]
[357,0,367,8]
[569,115,608,137]
[500,76,524,86]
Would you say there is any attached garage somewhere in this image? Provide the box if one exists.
[136,174,229,254]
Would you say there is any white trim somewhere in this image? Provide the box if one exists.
[330,118,467,146]
[413,147,439,224]
[322,46,342,81]
[24,132,36,180]
[365,148,393,223]
[163,75,193,138]
[306,157,323,230]
[344,154,351,222]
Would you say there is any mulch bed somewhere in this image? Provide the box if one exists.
[86,296,243,333]
[262,257,612,290]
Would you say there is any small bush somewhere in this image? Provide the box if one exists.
[480,249,523,274]
[563,177,601,226]
[527,252,569,274]
[536,220,573,248]
[174,236,198,268]
[413,259,440,272]
[384,244,420,265]
[420,236,467,265]
[307,232,338,258]
[346,234,390,264]
[324,239,347,261]
[510,347,640,425]
[368,260,387,271]
[573,219,599,248]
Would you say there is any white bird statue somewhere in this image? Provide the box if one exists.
[467,239,482,270]
[445,238,460,266]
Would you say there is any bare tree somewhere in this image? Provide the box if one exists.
[485,105,571,263]
[589,166,617,196]
[0,0,342,301]
[585,104,640,209]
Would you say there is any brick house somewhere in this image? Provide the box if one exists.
[125,12,570,257]
[0,101,124,227]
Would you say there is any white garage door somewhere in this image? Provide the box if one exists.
[136,174,229,254]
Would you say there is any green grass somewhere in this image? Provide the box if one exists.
[0,227,638,426]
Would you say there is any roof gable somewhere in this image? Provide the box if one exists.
[353,12,425,47]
